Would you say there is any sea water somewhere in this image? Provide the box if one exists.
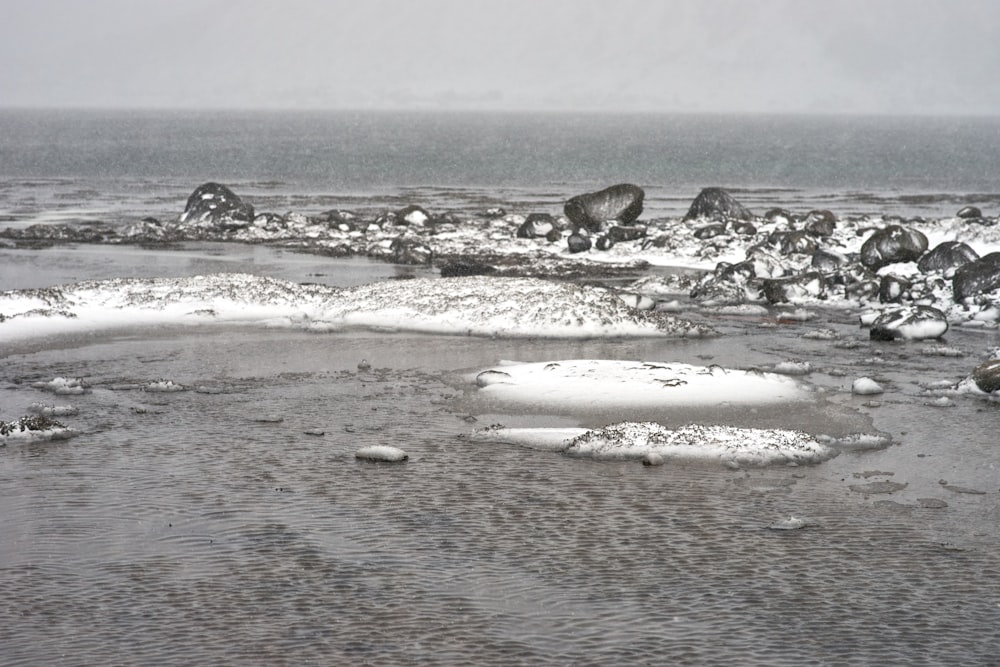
[2,111,1000,665]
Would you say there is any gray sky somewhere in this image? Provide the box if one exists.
[2,0,999,114]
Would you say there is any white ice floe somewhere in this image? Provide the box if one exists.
[816,432,893,451]
[0,274,712,342]
[27,403,79,417]
[473,359,811,410]
[355,445,408,462]
[143,380,186,393]
[852,377,884,395]
[30,377,90,395]
[470,421,836,466]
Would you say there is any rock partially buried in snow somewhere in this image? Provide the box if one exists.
[355,445,408,462]
[1,416,75,443]
[868,306,948,341]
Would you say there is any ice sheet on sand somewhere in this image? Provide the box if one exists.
[470,422,836,466]
[0,273,712,341]
[473,359,811,409]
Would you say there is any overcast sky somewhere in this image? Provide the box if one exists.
[2,0,998,115]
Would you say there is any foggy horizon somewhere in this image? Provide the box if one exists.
[3,0,1000,117]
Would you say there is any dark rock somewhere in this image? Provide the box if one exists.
[484,207,506,218]
[771,230,817,256]
[917,241,979,274]
[957,206,982,219]
[693,223,728,240]
[439,260,496,278]
[517,213,556,239]
[395,205,432,226]
[732,221,757,235]
[564,184,644,233]
[878,274,911,303]
[595,235,614,251]
[869,305,948,341]
[745,244,786,279]
[953,252,1000,302]
[764,208,794,224]
[690,261,757,304]
[812,250,847,272]
[684,187,753,222]
[971,358,1000,393]
[179,182,254,228]
[804,210,837,237]
[860,225,928,271]
[389,237,433,265]
[606,225,646,243]
[762,272,826,304]
[545,228,562,243]
[567,232,592,254]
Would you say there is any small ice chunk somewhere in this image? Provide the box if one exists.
[767,516,808,530]
[31,377,90,395]
[773,360,812,375]
[355,445,408,462]
[852,377,884,395]
[27,403,79,417]
[143,379,186,392]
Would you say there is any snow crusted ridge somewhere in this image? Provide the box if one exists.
[0,273,713,340]
[470,421,837,467]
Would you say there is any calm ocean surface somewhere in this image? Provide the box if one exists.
[3,109,1000,225]
[2,111,1000,665]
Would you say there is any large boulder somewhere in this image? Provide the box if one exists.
[564,184,644,233]
[179,182,255,228]
[859,225,928,271]
[683,187,753,222]
[952,252,1000,303]
[917,241,979,274]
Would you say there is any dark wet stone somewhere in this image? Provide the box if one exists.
[917,241,979,274]
[859,225,928,271]
[957,205,982,219]
[595,235,614,251]
[761,272,826,304]
[763,207,794,224]
[394,205,432,226]
[971,358,1000,393]
[179,182,255,228]
[545,228,562,243]
[804,210,837,237]
[693,223,728,240]
[732,221,757,235]
[564,184,644,233]
[811,250,846,272]
[952,252,1000,302]
[869,305,948,341]
[439,260,496,278]
[567,232,592,254]
[690,261,756,304]
[516,213,556,239]
[389,237,433,265]
[606,225,646,243]
[878,274,911,303]
[771,230,817,256]
[684,187,753,222]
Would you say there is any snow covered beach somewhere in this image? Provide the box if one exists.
[3,173,1000,664]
